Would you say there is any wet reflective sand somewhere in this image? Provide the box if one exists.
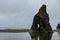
[0,32,60,40]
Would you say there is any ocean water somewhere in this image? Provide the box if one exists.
[0,32,60,40]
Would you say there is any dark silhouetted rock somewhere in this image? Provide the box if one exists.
[31,4,53,33]
[57,23,60,29]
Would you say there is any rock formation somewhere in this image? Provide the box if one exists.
[31,4,52,33]
[57,23,60,29]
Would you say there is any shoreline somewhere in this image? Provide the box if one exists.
[0,29,30,33]
[0,29,60,33]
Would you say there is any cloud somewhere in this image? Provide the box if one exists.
[0,0,60,29]
[0,15,6,19]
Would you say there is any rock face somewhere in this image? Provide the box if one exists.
[57,23,60,29]
[31,4,52,33]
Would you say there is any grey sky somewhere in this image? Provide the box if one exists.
[0,0,60,29]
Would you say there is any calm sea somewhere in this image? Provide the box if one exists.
[0,32,60,40]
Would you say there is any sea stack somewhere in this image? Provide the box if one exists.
[57,23,60,29]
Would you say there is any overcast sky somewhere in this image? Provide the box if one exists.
[0,0,60,29]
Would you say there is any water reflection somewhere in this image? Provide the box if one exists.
[29,31,53,40]
[57,32,60,37]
